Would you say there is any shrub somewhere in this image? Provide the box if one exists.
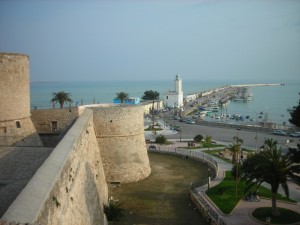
[104,196,124,221]
[156,135,167,144]
[194,134,203,143]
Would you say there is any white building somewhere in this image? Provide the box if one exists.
[163,74,183,108]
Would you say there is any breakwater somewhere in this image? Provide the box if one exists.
[230,83,284,87]
[201,83,283,98]
[183,82,294,128]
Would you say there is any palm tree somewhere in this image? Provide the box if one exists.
[51,91,73,109]
[240,138,300,216]
[116,92,129,104]
[229,136,243,164]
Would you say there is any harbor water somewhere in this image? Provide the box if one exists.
[30,79,300,126]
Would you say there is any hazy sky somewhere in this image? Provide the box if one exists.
[0,0,299,82]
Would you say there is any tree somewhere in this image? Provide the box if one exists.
[51,91,73,109]
[116,92,129,104]
[205,135,212,150]
[155,135,167,144]
[289,92,300,127]
[194,134,203,143]
[229,136,243,164]
[286,144,300,185]
[142,90,160,129]
[240,138,300,216]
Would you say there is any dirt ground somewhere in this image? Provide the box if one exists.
[108,152,209,225]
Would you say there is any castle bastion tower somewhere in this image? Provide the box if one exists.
[0,53,42,146]
[88,105,151,183]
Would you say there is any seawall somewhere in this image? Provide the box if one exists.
[2,109,108,225]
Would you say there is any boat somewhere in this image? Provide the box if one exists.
[210,106,219,112]
[232,87,253,101]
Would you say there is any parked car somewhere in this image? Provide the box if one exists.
[290,131,300,137]
[273,130,286,136]
[186,119,196,124]
[148,145,156,150]
[174,125,181,131]
[179,118,188,122]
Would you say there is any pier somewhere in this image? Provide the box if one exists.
[230,83,284,87]
[183,83,289,130]
[198,83,283,102]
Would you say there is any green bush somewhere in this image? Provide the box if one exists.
[156,135,167,144]
[104,196,124,221]
[194,134,203,143]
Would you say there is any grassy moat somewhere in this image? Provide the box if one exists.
[108,152,209,225]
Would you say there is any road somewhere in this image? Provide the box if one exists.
[151,110,299,150]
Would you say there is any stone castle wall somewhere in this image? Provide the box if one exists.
[0,52,151,224]
[2,109,108,225]
[89,105,151,183]
[0,53,42,147]
[0,117,43,147]
[31,108,79,133]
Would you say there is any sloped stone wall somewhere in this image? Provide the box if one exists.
[2,109,108,225]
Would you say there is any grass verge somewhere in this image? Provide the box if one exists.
[207,171,295,214]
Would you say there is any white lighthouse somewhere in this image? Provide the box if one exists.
[163,74,183,108]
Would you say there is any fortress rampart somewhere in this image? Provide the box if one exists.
[2,109,108,225]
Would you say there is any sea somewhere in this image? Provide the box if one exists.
[30,79,300,127]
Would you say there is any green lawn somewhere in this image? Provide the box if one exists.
[201,143,224,148]
[207,171,295,214]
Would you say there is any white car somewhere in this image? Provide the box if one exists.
[186,119,196,124]
[290,131,300,137]
[273,130,286,136]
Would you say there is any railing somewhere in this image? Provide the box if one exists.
[148,146,226,225]
[190,184,227,225]
[149,146,218,174]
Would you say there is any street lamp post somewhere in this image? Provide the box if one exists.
[179,130,182,142]
[173,102,176,131]
[207,167,211,191]
[248,107,259,150]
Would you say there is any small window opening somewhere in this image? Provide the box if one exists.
[51,121,58,132]
[16,121,21,128]
[0,127,7,134]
